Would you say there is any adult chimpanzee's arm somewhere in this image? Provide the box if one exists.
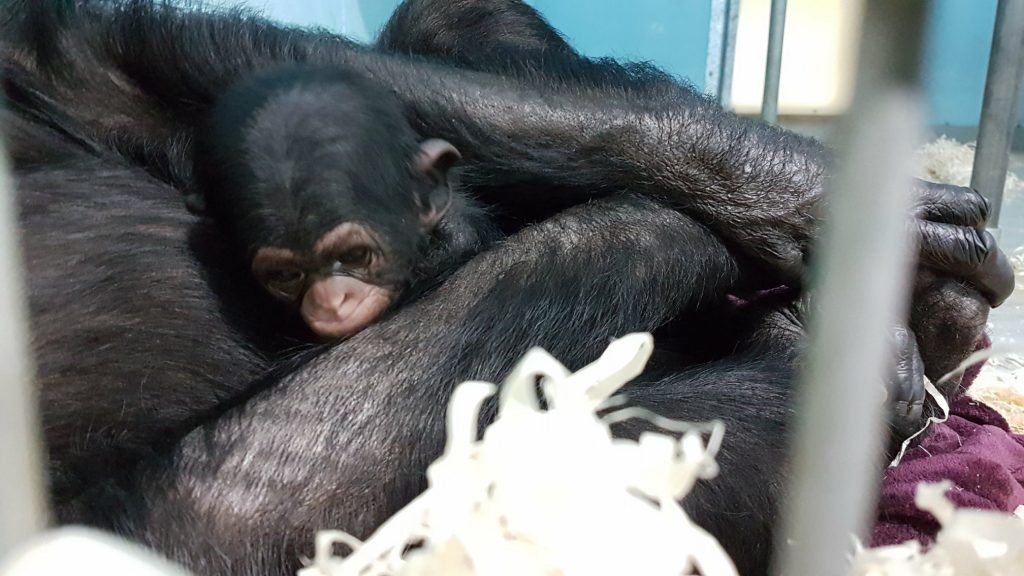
[377,0,1012,390]
[65,192,973,576]
[71,195,756,575]
[9,112,295,503]
[376,0,1017,306]
[8,1,1010,290]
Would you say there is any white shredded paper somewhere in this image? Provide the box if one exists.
[297,333,739,576]
[850,482,1024,575]
[298,334,1024,576]
[915,136,1024,201]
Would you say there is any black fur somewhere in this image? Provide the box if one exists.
[191,63,478,337]
[0,2,1006,575]
[0,0,1002,283]
[193,66,433,263]
[9,109,315,502]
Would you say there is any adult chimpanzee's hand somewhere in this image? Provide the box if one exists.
[744,176,1012,302]
[687,174,1013,307]
[909,180,1014,308]
[781,178,1010,405]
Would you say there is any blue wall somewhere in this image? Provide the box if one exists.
[521,0,710,89]
[923,0,1023,128]
[242,0,712,89]
[233,1,1022,127]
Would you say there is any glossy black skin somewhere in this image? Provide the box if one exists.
[0,1,1013,575]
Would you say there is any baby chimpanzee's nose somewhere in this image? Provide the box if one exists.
[300,276,395,339]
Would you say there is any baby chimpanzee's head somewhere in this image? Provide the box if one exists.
[192,65,460,339]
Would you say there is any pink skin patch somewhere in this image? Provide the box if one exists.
[300,275,396,339]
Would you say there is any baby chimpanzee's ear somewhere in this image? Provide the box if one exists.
[415,139,460,229]
[416,182,453,230]
[414,138,462,184]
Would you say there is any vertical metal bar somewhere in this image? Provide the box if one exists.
[705,0,728,99]
[0,131,49,554]
[970,0,1024,230]
[706,0,742,108]
[719,0,741,109]
[761,0,788,123]
[773,2,929,575]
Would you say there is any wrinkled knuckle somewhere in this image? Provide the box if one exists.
[910,194,929,216]
[963,228,989,268]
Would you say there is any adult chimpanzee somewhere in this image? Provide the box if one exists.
[3,0,1011,291]
[192,65,464,339]
[374,0,1012,389]
[0,1,1013,575]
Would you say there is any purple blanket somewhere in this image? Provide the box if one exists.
[871,347,1024,546]
[728,289,1024,545]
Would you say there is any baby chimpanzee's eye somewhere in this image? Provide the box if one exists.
[336,247,372,269]
[263,269,306,301]
[268,269,303,283]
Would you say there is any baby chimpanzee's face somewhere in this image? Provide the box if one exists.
[251,221,403,339]
[194,68,461,339]
[242,116,461,340]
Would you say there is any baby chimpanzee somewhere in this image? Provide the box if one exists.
[190,66,461,339]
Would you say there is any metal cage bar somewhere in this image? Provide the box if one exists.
[706,0,742,108]
[0,138,49,556]
[970,0,1024,231]
[773,1,930,575]
[761,0,788,123]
